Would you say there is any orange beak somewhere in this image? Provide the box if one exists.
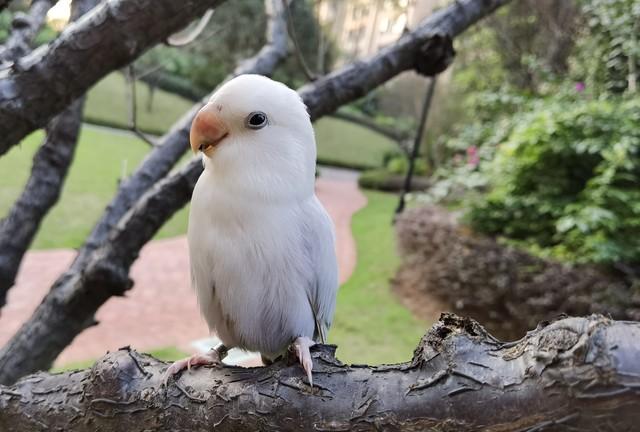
[190,103,230,156]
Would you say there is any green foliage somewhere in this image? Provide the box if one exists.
[314,118,398,170]
[467,97,640,265]
[576,0,640,95]
[84,72,195,135]
[385,155,427,176]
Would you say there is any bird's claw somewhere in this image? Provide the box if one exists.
[292,336,315,388]
[162,350,222,387]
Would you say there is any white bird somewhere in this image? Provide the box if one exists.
[165,74,338,386]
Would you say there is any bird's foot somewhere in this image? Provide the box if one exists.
[163,348,223,386]
[291,336,315,387]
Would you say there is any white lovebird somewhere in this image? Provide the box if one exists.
[165,74,338,386]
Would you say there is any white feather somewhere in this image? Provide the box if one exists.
[188,75,338,358]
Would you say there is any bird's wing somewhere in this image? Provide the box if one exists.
[302,197,339,343]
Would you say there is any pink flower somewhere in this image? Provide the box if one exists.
[575,82,586,93]
[466,146,479,167]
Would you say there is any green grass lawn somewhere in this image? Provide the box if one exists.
[329,191,428,365]
[0,126,191,250]
[84,72,195,135]
[315,118,398,170]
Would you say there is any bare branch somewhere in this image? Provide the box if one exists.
[124,66,158,147]
[0,0,54,66]
[1,314,639,431]
[0,0,512,385]
[0,0,228,158]
[282,0,318,81]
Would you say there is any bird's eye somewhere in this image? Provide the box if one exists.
[246,111,268,130]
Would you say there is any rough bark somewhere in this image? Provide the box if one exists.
[0,0,512,385]
[0,0,53,65]
[1,314,639,431]
[0,0,99,308]
[0,0,227,157]
[392,206,640,340]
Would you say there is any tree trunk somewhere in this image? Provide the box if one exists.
[0,314,638,431]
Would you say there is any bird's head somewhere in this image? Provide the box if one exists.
[190,74,316,202]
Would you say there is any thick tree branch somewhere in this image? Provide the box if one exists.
[0,0,99,306]
[0,0,227,157]
[0,0,511,385]
[1,314,639,431]
[0,0,53,66]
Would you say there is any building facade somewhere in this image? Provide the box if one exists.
[318,0,449,65]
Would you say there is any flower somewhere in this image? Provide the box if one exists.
[466,146,479,167]
[575,82,586,93]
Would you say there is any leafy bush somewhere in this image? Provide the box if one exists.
[467,97,640,265]
[358,169,431,192]
[385,155,428,176]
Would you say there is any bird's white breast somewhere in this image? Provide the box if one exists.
[188,169,316,356]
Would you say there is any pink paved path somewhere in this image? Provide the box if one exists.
[0,169,366,366]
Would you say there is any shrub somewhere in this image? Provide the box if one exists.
[467,97,640,266]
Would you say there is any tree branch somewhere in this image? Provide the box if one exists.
[0,0,512,386]
[0,100,84,306]
[0,0,54,66]
[0,0,228,157]
[1,314,639,431]
[297,0,507,121]
[0,0,100,306]
[124,65,158,147]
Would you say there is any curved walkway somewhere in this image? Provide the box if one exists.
[0,167,367,366]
